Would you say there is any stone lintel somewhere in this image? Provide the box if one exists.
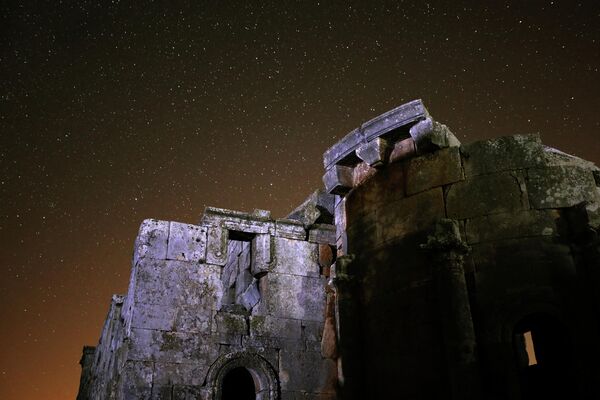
[275,219,306,240]
[361,99,428,142]
[323,100,427,170]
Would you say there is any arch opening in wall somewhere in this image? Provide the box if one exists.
[513,312,575,400]
[206,351,280,400]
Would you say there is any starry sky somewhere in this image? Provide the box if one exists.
[0,1,598,398]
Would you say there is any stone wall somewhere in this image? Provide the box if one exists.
[322,100,600,399]
[78,192,338,400]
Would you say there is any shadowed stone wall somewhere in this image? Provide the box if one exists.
[322,100,600,399]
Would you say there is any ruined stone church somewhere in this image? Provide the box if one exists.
[77,100,600,399]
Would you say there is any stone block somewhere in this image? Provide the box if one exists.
[119,360,154,400]
[406,146,464,195]
[465,209,559,244]
[133,219,169,265]
[308,224,336,245]
[527,166,598,209]
[461,134,545,177]
[361,99,427,141]
[172,385,205,400]
[318,244,334,271]
[153,362,206,386]
[286,190,334,226]
[275,219,306,240]
[356,137,390,167]
[446,171,528,220]
[134,260,223,309]
[237,279,260,311]
[279,350,337,393]
[213,312,247,336]
[301,320,323,343]
[272,237,320,276]
[167,222,207,262]
[249,315,302,339]
[323,128,362,169]
[323,165,354,195]
[251,233,272,275]
[375,188,446,245]
[173,305,213,333]
[206,226,228,266]
[389,137,416,163]
[129,328,218,364]
[131,303,177,331]
[264,273,326,321]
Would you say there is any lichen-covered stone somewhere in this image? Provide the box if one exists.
[406,146,464,195]
[446,171,528,219]
[461,134,545,177]
[527,166,598,209]
[167,222,207,262]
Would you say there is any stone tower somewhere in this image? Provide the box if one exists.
[78,100,600,399]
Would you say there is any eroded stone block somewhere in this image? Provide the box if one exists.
[275,219,306,240]
[527,166,598,209]
[251,234,272,275]
[308,224,336,245]
[273,237,320,276]
[323,165,354,195]
[249,315,302,339]
[446,172,528,219]
[206,226,228,266]
[465,209,559,244]
[167,222,207,262]
[461,134,545,177]
[264,273,326,321]
[406,146,464,195]
[133,219,169,265]
[356,137,390,167]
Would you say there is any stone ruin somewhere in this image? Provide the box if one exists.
[77,100,600,399]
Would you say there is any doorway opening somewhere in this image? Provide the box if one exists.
[222,367,256,400]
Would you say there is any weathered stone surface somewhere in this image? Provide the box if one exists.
[134,219,169,265]
[409,118,460,154]
[527,166,597,209]
[389,137,416,163]
[238,279,260,311]
[279,350,337,392]
[308,224,336,245]
[323,165,354,195]
[206,226,228,266]
[212,312,247,336]
[251,233,272,275]
[265,273,326,321]
[356,137,390,167]
[249,315,302,339]
[287,190,335,226]
[406,146,464,195]
[465,209,559,244]
[446,171,528,219]
[153,362,207,386]
[167,222,207,262]
[323,128,362,169]
[134,260,223,309]
[272,237,320,276]
[131,303,177,331]
[275,219,306,240]
[119,361,154,400]
[372,188,446,245]
[461,134,545,176]
[361,99,427,141]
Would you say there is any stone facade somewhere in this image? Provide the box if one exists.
[79,100,600,399]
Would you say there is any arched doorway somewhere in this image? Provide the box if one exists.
[513,313,575,399]
[206,351,280,400]
[222,367,256,400]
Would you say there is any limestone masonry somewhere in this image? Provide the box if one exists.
[78,100,600,399]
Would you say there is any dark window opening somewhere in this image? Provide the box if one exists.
[222,367,255,400]
[513,313,575,400]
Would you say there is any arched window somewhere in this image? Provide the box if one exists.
[222,367,256,400]
[513,313,575,399]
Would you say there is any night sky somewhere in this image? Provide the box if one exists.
[1,1,598,398]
